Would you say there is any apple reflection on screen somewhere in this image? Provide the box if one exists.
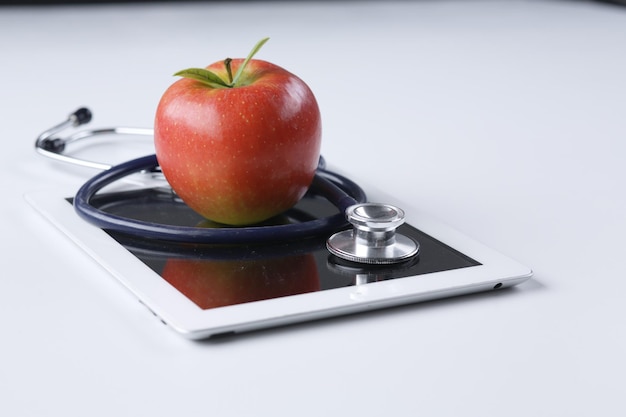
[161,253,320,310]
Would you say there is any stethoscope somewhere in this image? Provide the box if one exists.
[36,108,420,265]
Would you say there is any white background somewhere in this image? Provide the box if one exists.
[1,1,625,416]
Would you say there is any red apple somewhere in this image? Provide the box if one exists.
[154,38,322,225]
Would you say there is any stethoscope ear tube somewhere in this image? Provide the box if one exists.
[73,154,367,244]
[35,108,154,171]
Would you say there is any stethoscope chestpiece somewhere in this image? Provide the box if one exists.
[326,203,420,265]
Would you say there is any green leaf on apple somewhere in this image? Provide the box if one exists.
[173,67,230,89]
[173,37,270,89]
[230,37,270,87]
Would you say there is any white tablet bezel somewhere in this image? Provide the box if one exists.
[25,189,532,340]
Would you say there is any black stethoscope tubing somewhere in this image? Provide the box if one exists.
[73,154,367,244]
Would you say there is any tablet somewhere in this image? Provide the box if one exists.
[25,186,532,339]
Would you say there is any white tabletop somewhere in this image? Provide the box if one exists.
[1,1,625,415]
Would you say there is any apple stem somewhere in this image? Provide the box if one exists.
[224,58,234,84]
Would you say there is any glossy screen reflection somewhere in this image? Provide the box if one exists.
[78,188,480,310]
